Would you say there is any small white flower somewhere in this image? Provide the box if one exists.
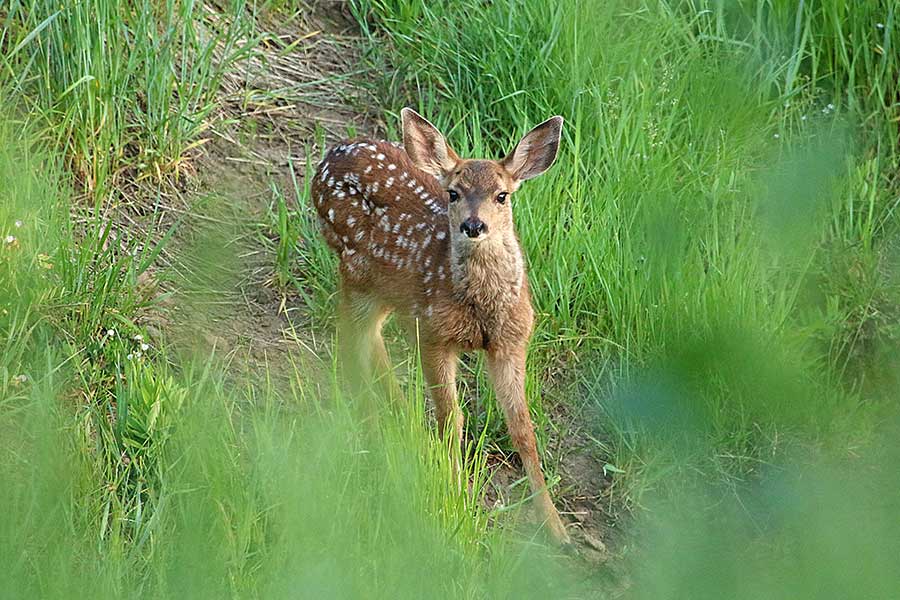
[107,329,116,337]
[140,343,149,352]
[126,353,134,360]
[773,133,780,139]
[13,374,27,385]
[876,23,885,29]
[801,115,807,121]
[133,334,143,341]
[4,235,15,244]
[14,220,22,228]
[134,351,142,359]
[827,103,835,110]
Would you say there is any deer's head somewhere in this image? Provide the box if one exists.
[401,108,563,245]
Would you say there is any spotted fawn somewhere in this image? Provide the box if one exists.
[311,108,569,544]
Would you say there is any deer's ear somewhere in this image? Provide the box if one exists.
[401,108,460,180]
[502,116,563,182]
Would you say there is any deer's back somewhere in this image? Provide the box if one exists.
[311,139,452,312]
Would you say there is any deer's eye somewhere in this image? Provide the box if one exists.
[448,190,460,202]
[496,192,508,204]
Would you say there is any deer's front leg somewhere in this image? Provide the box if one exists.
[486,347,570,545]
[421,344,463,485]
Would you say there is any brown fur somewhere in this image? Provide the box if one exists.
[310,109,569,544]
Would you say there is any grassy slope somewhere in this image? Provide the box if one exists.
[1,0,899,598]
[0,127,586,596]
[0,3,594,598]
[349,0,900,594]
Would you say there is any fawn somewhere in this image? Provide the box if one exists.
[311,108,569,544]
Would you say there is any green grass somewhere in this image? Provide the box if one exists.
[2,0,900,597]
[346,0,900,593]
[1,0,256,196]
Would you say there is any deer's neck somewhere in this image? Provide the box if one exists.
[450,231,525,312]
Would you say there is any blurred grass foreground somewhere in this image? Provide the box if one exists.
[2,0,900,598]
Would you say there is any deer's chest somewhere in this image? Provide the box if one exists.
[431,286,531,352]
[425,241,532,351]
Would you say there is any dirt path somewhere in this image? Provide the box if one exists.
[160,0,622,576]
[160,4,378,379]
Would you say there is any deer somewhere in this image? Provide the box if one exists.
[310,108,569,545]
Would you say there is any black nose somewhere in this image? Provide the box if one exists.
[460,218,487,238]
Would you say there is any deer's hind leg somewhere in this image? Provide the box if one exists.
[337,285,401,403]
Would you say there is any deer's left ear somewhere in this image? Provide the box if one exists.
[501,116,563,182]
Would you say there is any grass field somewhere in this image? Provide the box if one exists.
[2,0,899,597]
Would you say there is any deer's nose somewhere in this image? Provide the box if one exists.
[460,217,487,238]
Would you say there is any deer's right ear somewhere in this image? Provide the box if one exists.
[401,108,459,180]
